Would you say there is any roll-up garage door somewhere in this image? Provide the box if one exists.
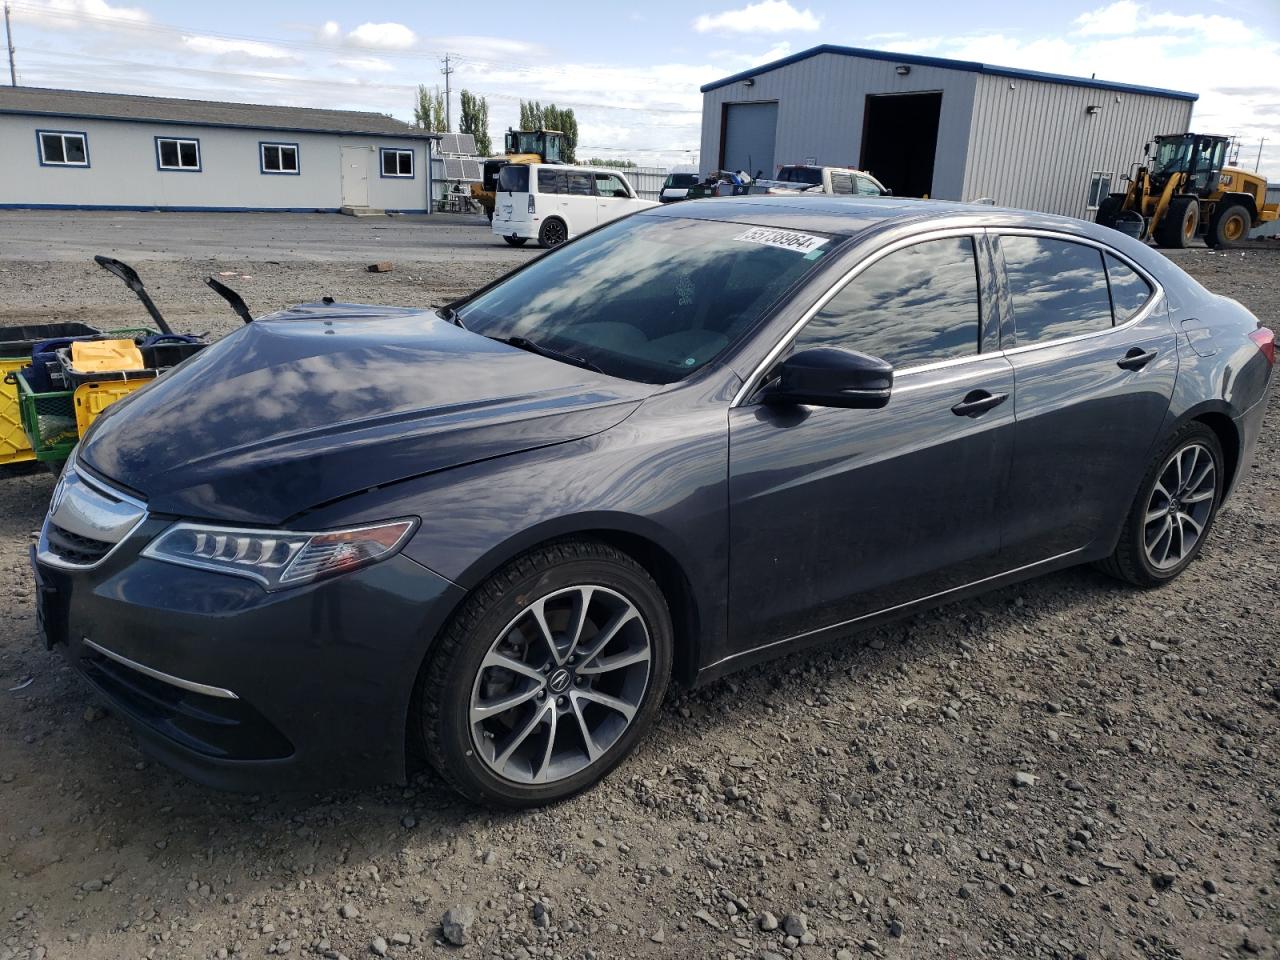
[722,102,778,177]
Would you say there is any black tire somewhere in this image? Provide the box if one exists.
[1096,422,1224,587]
[502,236,528,247]
[538,217,568,249]
[414,539,672,807]
[1094,193,1126,230]
[1154,196,1200,248]
[1206,203,1251,249]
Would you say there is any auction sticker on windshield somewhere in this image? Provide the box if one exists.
[734,226,829,254]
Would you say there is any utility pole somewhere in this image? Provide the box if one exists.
[1256,138,1267,173]
[5,2,16,87]
[440,53,454,132]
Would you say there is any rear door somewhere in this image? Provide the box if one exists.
[562,169,597,235]
[727,232,1015,652]
[994,232,1176,566]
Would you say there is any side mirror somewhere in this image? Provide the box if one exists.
[766,347,893,409]
[883,187,893,196]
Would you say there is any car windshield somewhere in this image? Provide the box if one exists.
[776,166,823,186]
[665,174,700,188]
[1151,138,1192,176]
[458,215,838,384]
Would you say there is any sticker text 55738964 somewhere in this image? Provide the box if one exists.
[733,226,829,255]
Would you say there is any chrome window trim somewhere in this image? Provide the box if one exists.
[81,637,239,700]
[731,225,1164,407]
[38,456,149,571]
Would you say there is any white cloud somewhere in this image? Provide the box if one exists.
[1074,1,1141,35]
[321,21,341,39]
[693,0,820,35]
[1075,1,1246,38]
[345,22,417,50]
[14,0,149,29]
[182,36,298,62]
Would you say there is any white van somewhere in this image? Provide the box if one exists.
[491,163,656,248]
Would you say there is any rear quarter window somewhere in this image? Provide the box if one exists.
[1002,236,1112,346]
[1105,253,1154,322]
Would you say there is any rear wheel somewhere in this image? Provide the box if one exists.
[538,217,568,249]
[1154,196,1200,248]
[415,540,672,807]
[1097,422,1223,587]
[1207,203,1251,249]
[502,236,527,247]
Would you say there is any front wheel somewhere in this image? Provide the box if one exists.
[415,540,672,807]
[1097,423,1223,587]
[1154,196,1200,248]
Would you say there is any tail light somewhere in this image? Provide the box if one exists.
[1249,327,1275,366]
[528,195,536,214]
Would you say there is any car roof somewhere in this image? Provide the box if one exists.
[642,195,1106,239]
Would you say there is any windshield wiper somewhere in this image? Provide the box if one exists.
[437,305,465,329]
[494,335,604,374]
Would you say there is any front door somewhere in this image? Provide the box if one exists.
[994,233,1177,566]
[592,172,637,226]
[728,234,1014,652]
[341,146,369,208]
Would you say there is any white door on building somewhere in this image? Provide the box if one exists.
[341,146,370,207]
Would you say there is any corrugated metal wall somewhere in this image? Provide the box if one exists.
[700,52,1195,217]
[699,52,977,200]
[963,74,1193,219]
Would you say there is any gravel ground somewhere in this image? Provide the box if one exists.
[0,239,1277,960]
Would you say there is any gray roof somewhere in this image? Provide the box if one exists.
[0,86,435,139]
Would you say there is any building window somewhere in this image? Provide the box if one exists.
[1087,171,1113,210]
[380,148,414,178]
[156,137,201,171]
[260,142,300,175]
[37,130,89,167]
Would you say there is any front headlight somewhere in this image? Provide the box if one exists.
[141,518,418,590]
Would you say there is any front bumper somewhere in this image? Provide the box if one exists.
[37,515,466,791]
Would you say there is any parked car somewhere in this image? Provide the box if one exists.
[755,165,890,197]
[658,172,702,203]
[491,163,655,248]
[34,197,1274,807]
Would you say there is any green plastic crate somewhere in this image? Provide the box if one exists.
[14,327,155,463]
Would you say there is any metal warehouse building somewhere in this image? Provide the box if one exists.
[700,45,1197,220]
[0,87,435,213]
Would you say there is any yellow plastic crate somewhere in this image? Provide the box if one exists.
[1,357,37,466]
[73,378,152,435]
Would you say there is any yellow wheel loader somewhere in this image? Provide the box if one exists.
[470,129,565,220]
[1096,133,1278,248]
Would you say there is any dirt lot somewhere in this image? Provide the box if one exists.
[0,227,1277,960]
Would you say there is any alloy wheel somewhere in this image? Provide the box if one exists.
[542,220,567,247]
[1143,441,1216,571]
[469,585,651,784]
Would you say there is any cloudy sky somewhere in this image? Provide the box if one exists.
[6,0,1279,177]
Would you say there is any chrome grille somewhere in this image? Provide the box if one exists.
[38,457,147,569]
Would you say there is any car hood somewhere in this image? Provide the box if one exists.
[79,304,649,524]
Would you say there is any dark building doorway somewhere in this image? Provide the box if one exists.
[860,92,942,198]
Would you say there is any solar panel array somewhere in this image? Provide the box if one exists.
[442,157,483,180]
[435,133,478,156]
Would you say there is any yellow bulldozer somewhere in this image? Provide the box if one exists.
[1096,132,1278,248]
[471,128,566,220]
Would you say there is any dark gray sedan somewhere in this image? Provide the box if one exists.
[37,197,1273,806]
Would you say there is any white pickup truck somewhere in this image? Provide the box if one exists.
[754,165,890,197]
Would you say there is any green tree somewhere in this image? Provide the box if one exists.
[414,84,448,132]
[519,99,544,130]
[541,104,578,163]
[585,157,636,169]
[458,90,492,156]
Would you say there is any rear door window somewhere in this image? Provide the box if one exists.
[1001,236,1112,346]
[1105,254,1154,322]
[794,236,982,369]
[537,168,565,194]
[566,171,594,196]
[497,165,529,193]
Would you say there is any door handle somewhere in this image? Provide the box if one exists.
[951,389,1008,418]
[1117,347,1158,371]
